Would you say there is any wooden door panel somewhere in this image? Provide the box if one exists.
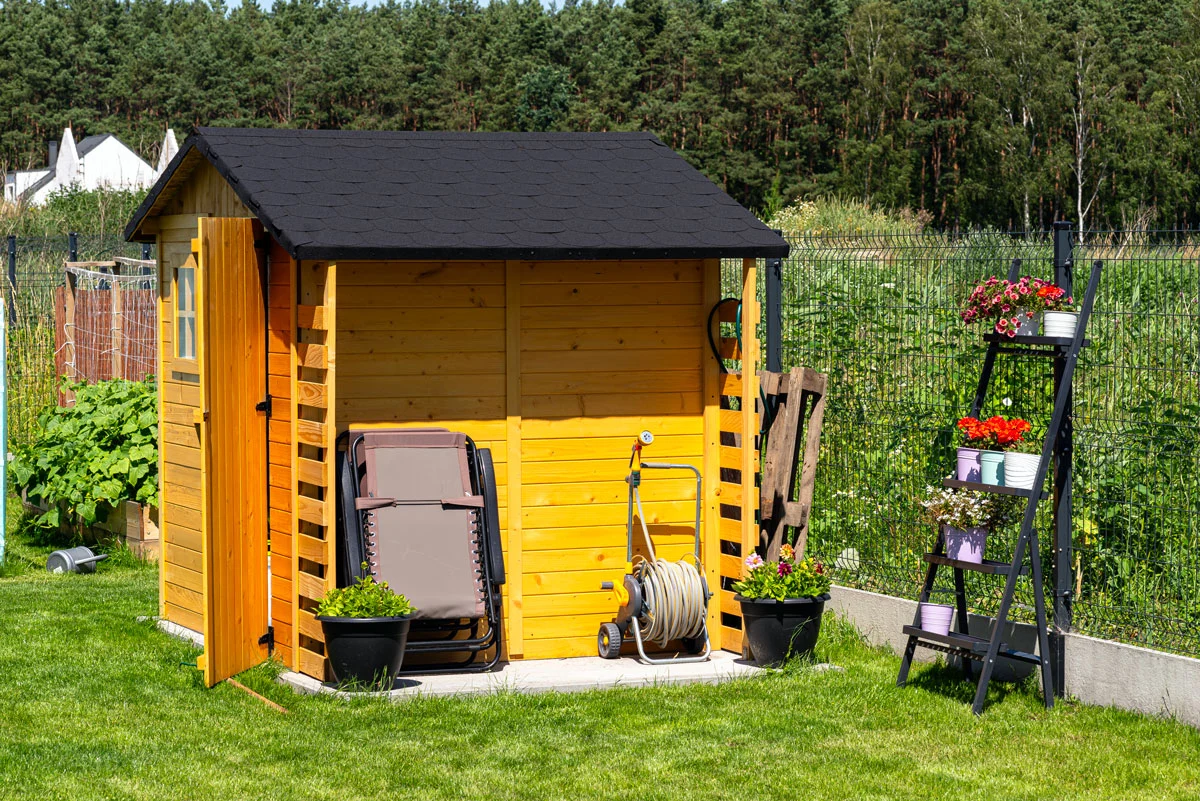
[200,217,269,686]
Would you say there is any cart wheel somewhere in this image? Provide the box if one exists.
[682,636,706,655]
[598,623,623,659]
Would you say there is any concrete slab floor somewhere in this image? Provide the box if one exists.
[279,650,773,700]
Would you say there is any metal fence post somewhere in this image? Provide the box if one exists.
[5,235,14,326]
[764,232,783,373]
[68,231,78,263]
[1050,220,1074,698]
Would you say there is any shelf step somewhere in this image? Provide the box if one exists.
[983,333,1090,349]
[923,553,1028,576]
[903,625,995,654]
[942,478,1048,499]
[902,626,1044,666]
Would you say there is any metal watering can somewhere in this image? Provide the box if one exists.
[46,546,109,574]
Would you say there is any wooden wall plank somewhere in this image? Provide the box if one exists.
[702,258,723,651]
[505,260,524,659]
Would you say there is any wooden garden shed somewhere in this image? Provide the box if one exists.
[125,128,788,686]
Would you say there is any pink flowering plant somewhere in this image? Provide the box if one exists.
[962,276,1066,338]
[732,543,832,601]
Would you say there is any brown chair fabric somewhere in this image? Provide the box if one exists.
[352,427,486,620]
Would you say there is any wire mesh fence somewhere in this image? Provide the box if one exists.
[5,229,1197,658]
[732,230,1200,658]
[5,234,155,445]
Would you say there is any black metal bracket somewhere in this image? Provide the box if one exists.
[259,626,274,654]
[255,395,272,416]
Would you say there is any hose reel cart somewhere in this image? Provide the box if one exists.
[597,431,712,663]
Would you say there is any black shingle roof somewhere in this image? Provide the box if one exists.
[125,128,788,261]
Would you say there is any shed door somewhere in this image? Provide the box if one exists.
[199,217,269,686]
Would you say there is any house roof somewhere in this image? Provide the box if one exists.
[125,127,788,261]
[21,135,117,199]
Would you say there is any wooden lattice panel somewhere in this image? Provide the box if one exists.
[716,259,760,656]
[294,261,336,681]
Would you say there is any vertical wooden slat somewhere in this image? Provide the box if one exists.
[505,260,523,658]
[111,263,124,380]
[323,262,338,605]
[702,258,723,651]
[156,234,167,619]
[287,255,300,672]
[739,258,758,563]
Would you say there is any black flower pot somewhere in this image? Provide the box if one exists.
[316,615,412,688]
[735,593,829,666]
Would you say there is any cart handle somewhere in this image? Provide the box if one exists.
[639,462,700,476]
[638,463,703,557]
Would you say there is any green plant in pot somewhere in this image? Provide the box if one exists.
[315,565,416,689]
[732,544,832,666]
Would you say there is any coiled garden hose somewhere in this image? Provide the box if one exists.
[631,493,707,646]
[633,556,708,647]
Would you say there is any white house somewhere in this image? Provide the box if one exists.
[3,127,178,205]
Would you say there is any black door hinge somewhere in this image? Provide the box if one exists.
[255,394,272,416]
[259,626,274,654]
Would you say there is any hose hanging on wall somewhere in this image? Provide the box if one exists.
[707,297,777,446]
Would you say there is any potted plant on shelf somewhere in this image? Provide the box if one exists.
[916,487,1020,634]
[732,544,832,666]
[1003,434,1045,490]
[961,276,1045,337]
[918,486,1021,564]
[917,601,955,637]
[956,416,1030,486]
[315,565,416,689]
[1036,283,1078,338]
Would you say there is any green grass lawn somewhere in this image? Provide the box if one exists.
[1,530,1198,800]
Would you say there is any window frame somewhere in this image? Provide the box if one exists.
[173,253,199,368]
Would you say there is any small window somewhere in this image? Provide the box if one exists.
[176,255,197,361]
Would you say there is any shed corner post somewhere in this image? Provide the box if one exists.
[739,258,759,564]
[504,260,523,660]
[155,230,167,620]
[701,258,723,651]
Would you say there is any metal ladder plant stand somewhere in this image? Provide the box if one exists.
[896,257,1103,715]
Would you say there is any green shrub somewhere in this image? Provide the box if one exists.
[8,378,158,529]
[316,568,415,619]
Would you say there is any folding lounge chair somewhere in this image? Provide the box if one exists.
[336,427,505,673]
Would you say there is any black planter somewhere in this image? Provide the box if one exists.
[316,615,412,688]
[735,593,829,666]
